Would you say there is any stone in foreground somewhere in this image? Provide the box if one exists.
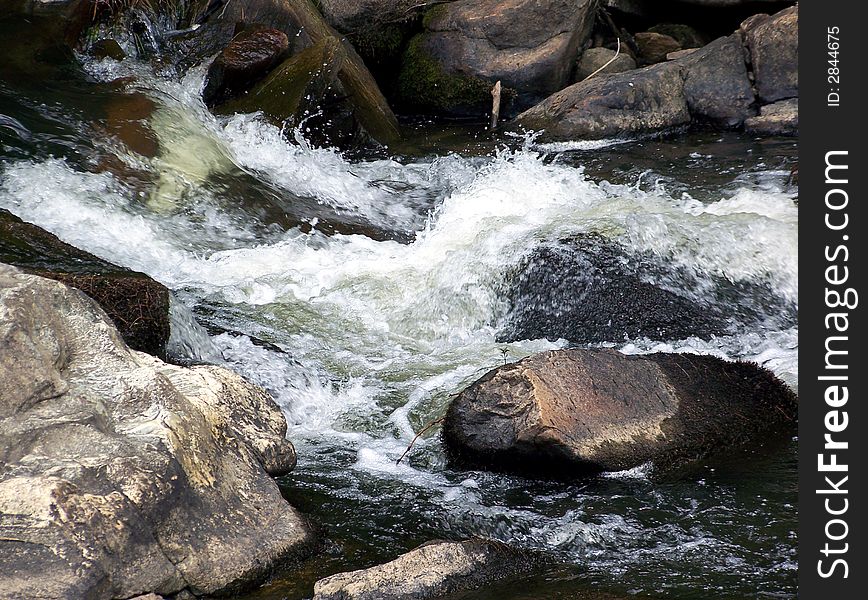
[0,265,314,599]
[313,539,534,600]
[744,98,797,136]
[443,349,797,477]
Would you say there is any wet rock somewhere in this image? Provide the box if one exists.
[744,98,797,136]
[677,33,756,127]
[634,32,681,65]
[0,265,314,599]
[741,5,798,103]
[202,26,290,107]
[0,209,170,357]
[576,47,637,81]
[176,0,401,146]
[442,348,798,476]
[313,539,535,600]
[601,0,648,19]
[513,62,691,141]
[397,0,598,117]
[90,38,126,61]
[215,37,345,126]
[499,237,727,344]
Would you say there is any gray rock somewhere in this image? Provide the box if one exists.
[742,5,798,103]
[313,539,534,600]
[744,98,797,135]
[513,61,691,140]
[576,47,637,81]
[442,348,798,477]
[677,33,756,126]
[0,265,314,599]
[634,32,681,65]
[397,0,598,116]
[317,0,426,32]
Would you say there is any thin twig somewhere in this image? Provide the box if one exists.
[584,38,621,81]
[395,416,446,465]
[490,80,502,130]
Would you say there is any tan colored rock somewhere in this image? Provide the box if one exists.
[313,539,534,600]
[0,265,314,599]
[741,5,798,103]
[442,348,797,476]
[744,98,797,135]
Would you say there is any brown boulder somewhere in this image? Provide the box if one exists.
[202,26,290,106]
[634,32,681,65]
[744,98,797,136]
[442,349,797,476]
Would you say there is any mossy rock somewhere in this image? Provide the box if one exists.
[214,37,346,125]
[0,209,170,358]
[396,34,495,117]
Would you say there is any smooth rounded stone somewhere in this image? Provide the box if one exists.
[442,348,798,477]
[498,237,728,344]
[744,98,797,135]
[313,539,535,600]
[634,32,681,65]
[513,61,691,141]
[648,23,707,49]
[741,5,798,103]
[202,26,290,106]
[0,209,170,358]
[397,0,597,116]
[675,33,756,127]
[576,47,637,81]
[0,265,314,599]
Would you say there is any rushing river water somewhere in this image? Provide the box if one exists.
[1,19,798,599]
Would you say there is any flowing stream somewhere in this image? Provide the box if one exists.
[0,21,798,599]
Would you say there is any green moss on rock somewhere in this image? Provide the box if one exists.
[396,34,493,116]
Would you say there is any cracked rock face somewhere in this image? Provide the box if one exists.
[0,264,314,599]
[313,539,535,600]
[442,349,798,477]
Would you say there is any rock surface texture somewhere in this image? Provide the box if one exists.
[514,5,798,139]
[397,0,598,115]
[313,539,534,600]
[0,265,314,599]
[443,349,798,476]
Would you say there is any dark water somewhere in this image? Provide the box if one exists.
[1,15,798,600]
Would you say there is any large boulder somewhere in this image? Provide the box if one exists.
[741,5,798,103]
[313,539,535,600]
[499,237,728,344]
[0,265,314,599]
[0,209,170,357]
[397,0,598,117]
[676,33,756,126]
[513,61,691,140]
[442,349,798,477]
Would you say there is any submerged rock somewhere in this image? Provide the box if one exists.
[0,209,170,357]
[499,237,729,345]
[442,348,798,477]
[0,265,314,599]
[202,26,290,106]
[396,0,598,117]
[313,539,535,600]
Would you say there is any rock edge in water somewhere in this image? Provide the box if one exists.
[442,348,798,477]
[313,539,536,600]
[0,264,315,599]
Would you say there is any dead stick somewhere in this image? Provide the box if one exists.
[395,416,446,466]
[490,80,502,130]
